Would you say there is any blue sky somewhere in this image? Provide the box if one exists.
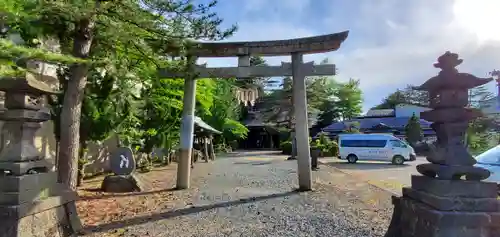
[198,0,500,112]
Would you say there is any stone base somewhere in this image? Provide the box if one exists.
[417,163,490,181]
[0,193,82,237]
[398,196,499,237]
[0,204,71,237]
[386,176,500,237]
[0,170,83,237]
[101,174,146,193]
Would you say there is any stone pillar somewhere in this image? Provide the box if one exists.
[0,75,82,236]
[176,56,197,190]
[385,52,500,237]
[291,52,312,191]
[238,55,250,68]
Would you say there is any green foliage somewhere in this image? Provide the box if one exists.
[373,85,429,109]
[200,79,248,146]
[333,79,363,120]
[260,63,363,129]
[467,116,498,154]
[279,140,293,155]
[278,127,292,143]
[1,0,242,186]
[405,113,423,145]
[465,83,498,154]
[344,122,361,134]
[0,39,86,77]
[312,132,339,157]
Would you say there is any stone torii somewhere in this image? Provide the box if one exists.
[159,31,349,191]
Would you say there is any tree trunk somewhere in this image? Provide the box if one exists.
[76,142,88,187]
[57,18,95,190]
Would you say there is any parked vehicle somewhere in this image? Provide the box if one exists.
[338,134,416,165]
[474,145,500,184]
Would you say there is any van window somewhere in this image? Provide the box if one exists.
[390,140,407,148]
[340,139,387,148]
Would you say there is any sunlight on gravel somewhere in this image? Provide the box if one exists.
[78,154,393,237]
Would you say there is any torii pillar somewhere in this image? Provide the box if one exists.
[176,56,197,189]
[291,52,312,190]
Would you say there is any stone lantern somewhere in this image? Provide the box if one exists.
[0,73,82,236]
[386,52,500,237]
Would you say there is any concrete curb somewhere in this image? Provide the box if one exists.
[318,159,402,196]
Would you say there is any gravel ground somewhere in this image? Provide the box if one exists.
[84,153,393,237]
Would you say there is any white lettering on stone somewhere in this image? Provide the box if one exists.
[119,155,129,168]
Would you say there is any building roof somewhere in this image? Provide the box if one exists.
[322,117,433,132]
[194,116,222,134]
[365,109,395,117]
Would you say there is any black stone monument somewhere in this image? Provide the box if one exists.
[101,147,145,193]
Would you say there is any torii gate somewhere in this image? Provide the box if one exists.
[160,31,349,191]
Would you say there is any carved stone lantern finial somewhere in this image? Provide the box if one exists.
[385,52,500,237]
[433,51,463,71]
[414,52,493,180]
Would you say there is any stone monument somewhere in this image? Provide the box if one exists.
[101,147,146,193]
[385,52,500,237]
[0,74,82,236]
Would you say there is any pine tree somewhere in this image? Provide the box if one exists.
[2,0,236,189]
[405,113,423,145]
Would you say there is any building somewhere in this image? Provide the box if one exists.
[479,96,500,119]
[321,104,435,141]
[238,100,319,150]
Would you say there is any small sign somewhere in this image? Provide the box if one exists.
[110,147,135,175]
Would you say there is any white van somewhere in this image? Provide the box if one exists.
[338,134,416,165]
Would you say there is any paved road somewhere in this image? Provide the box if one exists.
[319,157,427,195]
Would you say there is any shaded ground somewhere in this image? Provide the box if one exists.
[77,151,393,237]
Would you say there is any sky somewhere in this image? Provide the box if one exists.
[197,0,500,112]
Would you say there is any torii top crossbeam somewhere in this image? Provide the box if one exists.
[189,31,349,57]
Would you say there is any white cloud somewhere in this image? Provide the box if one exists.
[202,0,500,112]
[327,0,500,110]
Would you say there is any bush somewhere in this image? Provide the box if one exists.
[215,143,232,153]
[312,132,339,157]
[279,133,338,157]
[278,127,292,143]
[280,140,293,155]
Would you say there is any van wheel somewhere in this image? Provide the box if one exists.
[346,154,358,164]
[392,155,405,165]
